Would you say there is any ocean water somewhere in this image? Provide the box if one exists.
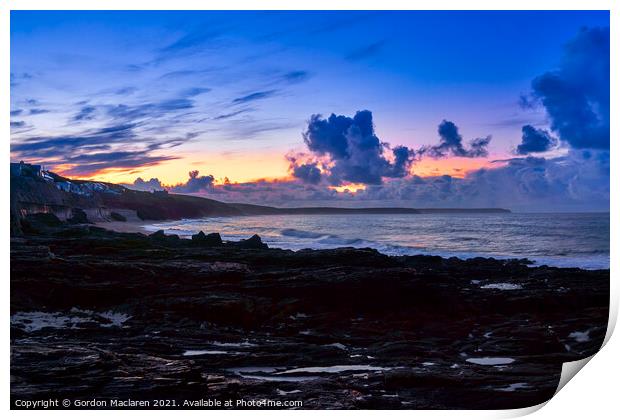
[143,213,610,270]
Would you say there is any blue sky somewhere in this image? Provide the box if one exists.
[10,11,610,210]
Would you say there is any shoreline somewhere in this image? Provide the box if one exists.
[94,220,151,234]
[92,218,609,271]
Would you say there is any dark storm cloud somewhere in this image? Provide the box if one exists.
[346,40,387,61]
[530,27,609,150]
[232,90,278,104]
[293,110,415,185]
[420,120,490,158]
[291,162,322,185]
[515,125,557,155]
[302,113,351,158]
[387,146,416,178]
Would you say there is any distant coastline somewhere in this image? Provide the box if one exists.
[11,162,510,235]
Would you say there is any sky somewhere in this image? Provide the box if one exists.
[10,11,610,211]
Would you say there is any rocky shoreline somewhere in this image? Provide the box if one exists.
[10,220,609,409]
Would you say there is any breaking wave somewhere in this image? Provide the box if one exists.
[145,213,609,270]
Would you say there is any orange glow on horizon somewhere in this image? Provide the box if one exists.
[44,152,504,191]
[412,156,499,178]
[329,183,367,193]
[50,150,292,185]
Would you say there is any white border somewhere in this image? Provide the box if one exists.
[2,1,617,419]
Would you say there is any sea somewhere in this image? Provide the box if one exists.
[143,212,610,270]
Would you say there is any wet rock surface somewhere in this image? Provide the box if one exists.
[10,226,609,409]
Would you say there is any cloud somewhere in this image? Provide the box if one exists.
[10,109,23,117]
[280,71,310,84]
[530,27,609,150]
[420,120,491,158]
[12,123,137,157]
[151,149,607,211]
[213,108,253,120]
[225,119,295,139]
[158,29,223,55]
[125,177,164,191]
[515,125,557,155]
[170,170,215,193]
[346,40,387,61]
[11,121,26,128]
[232,90,278,104]
[10,123,184,176]
[10,72,33,87]
[291,162,322,184]
[29,108,50,115]
[293,110,416,185]
[126,170,235,195]
[73,106,97,121]
[12,78,200,176]
[206,179,340,205]
[181,87,211,97]
[150,29,227,65]
[62,154,177,176]
[106,98,195,121]
[157,98,194,111]
[115,86,138,95]
[353,151,609,211]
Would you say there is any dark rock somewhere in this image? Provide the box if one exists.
[191,231,223,246]
[110,212,127,222]
[68,208,90,224]
[149,230,167,240]
[148,229,180,244]
[234,234,268,249]
[20,213,64,234]
[9,226,609,409]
